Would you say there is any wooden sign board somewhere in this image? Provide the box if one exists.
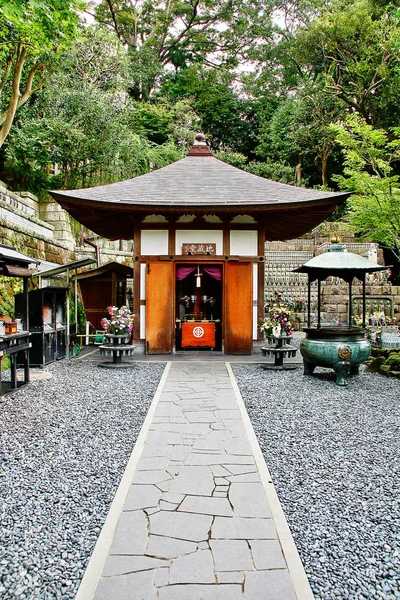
[182,243,216,256]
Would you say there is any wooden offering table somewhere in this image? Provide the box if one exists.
[0,331,31,395]
[182,321,216,349]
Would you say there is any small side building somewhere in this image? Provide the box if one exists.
[77,261,133,330]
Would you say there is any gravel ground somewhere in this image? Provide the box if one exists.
[232,364,400,600]
[0,355,165,600]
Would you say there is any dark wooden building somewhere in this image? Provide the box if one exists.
[50,136,350,354]
[77,261,133,330]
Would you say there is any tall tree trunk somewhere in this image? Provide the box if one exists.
[295,159,302,185]
[321,151,329,187]
[0,46,26,147]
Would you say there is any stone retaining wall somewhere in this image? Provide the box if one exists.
[265,240,400,328]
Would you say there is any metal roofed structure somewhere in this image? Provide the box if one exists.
[294,245,388,283]
[49,137,350,242]
[0,243,40,277]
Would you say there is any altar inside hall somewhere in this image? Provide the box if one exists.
[176,264,222,350]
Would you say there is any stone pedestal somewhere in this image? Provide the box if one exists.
[260,335,298,370]
[99,334,135,368]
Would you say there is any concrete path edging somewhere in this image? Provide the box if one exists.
[226,363,315,600]
[75,360,314,600]
[75,362,172,600]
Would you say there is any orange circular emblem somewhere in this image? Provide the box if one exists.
[338,345,352,360]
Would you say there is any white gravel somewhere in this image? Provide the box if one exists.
[0,356,165,600]
[232,364,400,600]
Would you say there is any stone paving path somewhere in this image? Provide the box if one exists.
[78,362,313,600]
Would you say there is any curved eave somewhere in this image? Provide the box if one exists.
[294,262,388,283]
[50,192,349,241]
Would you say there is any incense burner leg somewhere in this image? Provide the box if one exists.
[333,360,351,386]
[303,359,316,376]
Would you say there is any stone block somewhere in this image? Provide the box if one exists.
[170,549,214,584]
[146,534,197,559]
[249,540,286,570]
[94,570,157,600]
[110,510,148,555]
[210,539,254,571]
[243,570,296,599]
[168,466,214,496]
[149,511,213,542]
[103,555,166,576]
[229,482,271,518]
[124,484,162,510]
[211,516,276,540]
[158,584,242,599]
[178,495,233,517]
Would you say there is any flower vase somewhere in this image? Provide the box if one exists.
[272,325,282,338]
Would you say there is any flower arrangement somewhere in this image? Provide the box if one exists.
[100,305,135,335]
[259,303,295,337]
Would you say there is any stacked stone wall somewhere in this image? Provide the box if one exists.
[0,182,133,267]
[0,182,75,264]
[265,240,400,328]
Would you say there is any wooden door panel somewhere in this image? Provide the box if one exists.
[146,262,174,354]
[224,262,252,354]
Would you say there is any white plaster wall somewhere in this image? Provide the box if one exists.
[253,263,258,340]
[141,230,169,255]
[175,230,223,255]
[230,230,258,256]
[140,305,146,339]
[140,263,146,300]
[253,306,258,340]
[252,263,258,301]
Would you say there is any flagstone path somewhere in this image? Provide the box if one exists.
[76,362,314,600]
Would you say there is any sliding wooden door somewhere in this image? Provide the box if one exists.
[145,262,174,354]
[224,262,253,354]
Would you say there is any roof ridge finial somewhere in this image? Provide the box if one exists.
[188,133,212,157]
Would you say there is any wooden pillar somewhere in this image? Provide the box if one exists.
[23,277,29,331]
[133,224,141,342]
[257,227,266,341]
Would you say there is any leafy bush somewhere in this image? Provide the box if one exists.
[385,353,400,369]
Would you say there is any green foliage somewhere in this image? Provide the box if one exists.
[56,25,130,92]
[385,352,400,368]
[128,99,198,145]
[332,114,400,258]
[95,0,274,100]
[214,150,247,169]
[5,85,185,193]
[160,66,258,154]
[0,0,85,146]
[0,276,22,318]
[293,0,400,128]
[69,298,86,334]
[245,161,298,185]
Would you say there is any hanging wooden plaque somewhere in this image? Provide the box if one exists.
[182,243,216,256]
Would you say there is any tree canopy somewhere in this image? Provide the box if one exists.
[0,0,85,147]
[0,0,399,265]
